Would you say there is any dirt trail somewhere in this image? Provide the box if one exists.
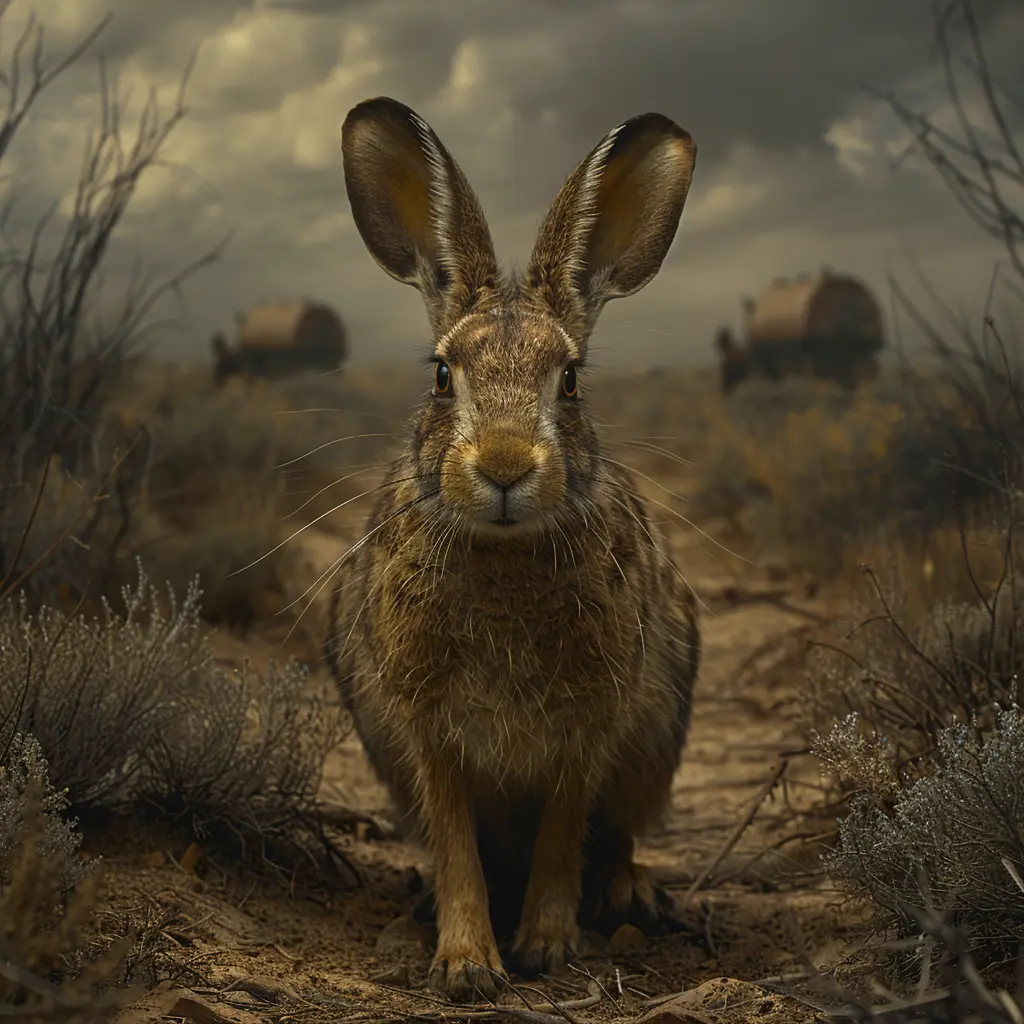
[107,508,851,1024]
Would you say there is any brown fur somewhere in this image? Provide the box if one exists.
[325,97,700,1002]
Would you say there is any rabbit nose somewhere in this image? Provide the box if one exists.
[474,431,536,488]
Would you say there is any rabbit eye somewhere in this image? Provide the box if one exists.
[561,364,578,399]
[433,360,452,395]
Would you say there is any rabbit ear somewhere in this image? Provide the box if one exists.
[341,97,501,335]
[523,112,696,348]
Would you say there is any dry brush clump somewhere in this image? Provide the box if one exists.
[13,375,318,633]
[1,799,129,1023]
[0,778,173,1023]
[0,744,133,1021]
[0,735,89,904]
[806,552,1024,964]
[821,707,1024,952]
[691,374,960,573]
[0,564,350,882]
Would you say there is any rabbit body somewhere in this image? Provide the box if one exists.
[326,97,700,1002]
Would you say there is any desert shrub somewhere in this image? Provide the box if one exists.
[808,552,1024,961]
[7,382,306,628]
[694,376,926,569]
[142,387,280,510]
[0,745,130,1021]
[3,427,152,610]
[0,564,350,878]
[0,795,127,1022]
[0,741,218,1021]
[692,359,1024,576]
[0,735,87,899]
[820,707,1024,956]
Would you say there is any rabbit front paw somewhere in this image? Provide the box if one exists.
[428,942,507,1003]
[511,905,581,977]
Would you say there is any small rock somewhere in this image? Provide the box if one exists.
[178,842,204,875]
[644,978,768,1021]
[370,964,412,988]
[375,913,430,956]
[642,995,713,1024]
[169,995,262,1024]
[609,923,646,953]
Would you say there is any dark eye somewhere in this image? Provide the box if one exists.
[561,364,578,399]
[434,360,452,395]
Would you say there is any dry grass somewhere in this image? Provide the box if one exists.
[687,371,990,576]
[4,361,423,648]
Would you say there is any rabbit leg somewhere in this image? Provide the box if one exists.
[511,775,588,976]
[418,751,507,1001]
[580,821,679,936]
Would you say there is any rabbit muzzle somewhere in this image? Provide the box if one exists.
[448,421,562,534]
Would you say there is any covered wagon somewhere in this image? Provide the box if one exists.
[715,270,884,393]
[211,299,348,386]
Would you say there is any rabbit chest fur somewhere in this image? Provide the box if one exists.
[332,460,698,789]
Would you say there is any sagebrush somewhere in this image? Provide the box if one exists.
[809,555,1024,962]
[0,734,87,899]
[820,707,1024,956]
[0,563,350,879]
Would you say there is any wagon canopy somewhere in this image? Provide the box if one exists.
[235,299,348,359]
[744,271,883,354]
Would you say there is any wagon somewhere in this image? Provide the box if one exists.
[715,270,884,393]
[211,299,348,386]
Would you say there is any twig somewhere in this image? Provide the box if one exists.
[676,759,789,913]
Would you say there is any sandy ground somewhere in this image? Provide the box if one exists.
[101,469,860,1024]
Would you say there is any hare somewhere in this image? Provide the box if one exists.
[325,96,700,1002]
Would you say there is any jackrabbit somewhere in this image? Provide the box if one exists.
[325,96,701,1002]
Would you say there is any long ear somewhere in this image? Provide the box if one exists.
[341,97,500,336]
[523,112,696,347]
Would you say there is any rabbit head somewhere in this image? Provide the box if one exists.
[341,97,696,538]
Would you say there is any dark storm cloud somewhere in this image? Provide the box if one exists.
[412,0,1023,219]
[1,0,1020,367]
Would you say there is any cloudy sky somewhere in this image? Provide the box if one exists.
[2,0,1022,368]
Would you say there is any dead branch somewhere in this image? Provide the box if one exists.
[676,759,789,913]
[874,0,1022,283]
[0,14,226,597]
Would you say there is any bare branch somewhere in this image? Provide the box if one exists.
[0,17,224,592]
[876,0,1024,283]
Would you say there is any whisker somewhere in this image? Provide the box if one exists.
[276,462,384,520]
[598,490,712,616]
[595,454,748,563]
[313,507,450,655]
[274,432,395,470]
[328,505,445,657]
[282,488,441,629]
[275,405,408,426]
[231,471,430,575]
[608,437,694,469]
